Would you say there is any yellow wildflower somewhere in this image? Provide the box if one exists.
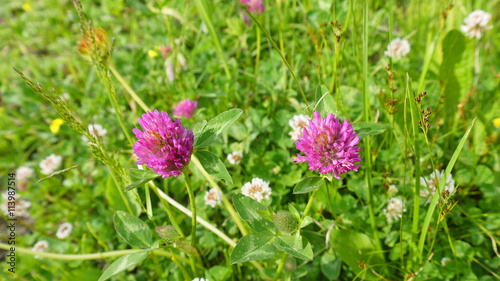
[493,118,500,128]
[148,50,159,57]
[22,3,32,12]
[50,118,65,134]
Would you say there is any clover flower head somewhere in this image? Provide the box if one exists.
[82,124,107,142]
[293,112,361,180]
[383,197,406,223]
[384,38,410,60]
[289,114,310,141]
[420,170,455,200]
[33,240,49,259]
[56,222,73,239]
[240,0,264,14]
[441,257,451,267]
[204,188,223,208]
[461,10,492,39]
[1,192,31,217]
[133,110,194,178]
[227,151,243,165]
[39,154,62,175]
[387,184,398,196]
[241,178,271,202]
[192,278,208,281]
[173,100,198,119]
[17,166,34,181]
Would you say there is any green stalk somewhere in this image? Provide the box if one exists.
[246,11,311,113]
[273,253,289,281]
[302,188,320,222]
[407,78,422,267]
[0,243,154,260]
[362,0,382,252]
[182,172,198,277]
[191,155,249,236]
[274,188,320,279]
[253,27,261,94]
[417,118,476,254]
[95,64,134,146]
[109,64,150,112]
[194,0,231,80]
[182,172,197,247]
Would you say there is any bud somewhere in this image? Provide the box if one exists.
[155,225,181,241]
[284,256,297,272]
[77,27,110,63]
[273,210,298,234]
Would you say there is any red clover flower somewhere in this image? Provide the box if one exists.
[133,110,194,178]
[173,99,198,119]
[293,112,361,179]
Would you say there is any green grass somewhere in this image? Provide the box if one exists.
[1,0,499,280]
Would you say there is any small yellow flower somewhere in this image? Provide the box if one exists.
[148,50,159,58]
[22,3,32,12]
[493,118,500,128]
[50,118,65,134]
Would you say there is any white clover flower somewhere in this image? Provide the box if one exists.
[288,114,310,141]
[441,257,451,266]
[192,278,208,281]
[16,166,34,181]
[420,170,455,200]
[39,154,62,175]
[383,197,406,223]
[204,188,223,208]
[387,184,398,196]
[82,124,107,142]
[1,192,31,217]
[56,222,73,239]
[227,151,243,165]
[461,10,492,39]
[32,240,49,259]
[241,178,271,202]
[384,38,411,60]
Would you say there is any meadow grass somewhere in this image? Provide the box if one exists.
[1,0,499,280]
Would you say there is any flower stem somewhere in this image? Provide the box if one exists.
[301,188,319,223]
[273,253,289,281]
[191,155,249,236]
[182,172,197,247]
[0,243,155,260]
[362,0,383,254]
[108,64,151,112]
[182,172,198,276]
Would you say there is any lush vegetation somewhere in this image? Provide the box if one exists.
[1,0,499,280]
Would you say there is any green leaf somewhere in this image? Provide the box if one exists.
[299,216,314,229]
[124,176,160,192]
[352,123,387,139]
[230,234,277,264]
[233,194,276,235]
[155,225,182,241]
[439,30,466,131]
[321,253,341,280]
[113,211,153,248]
[106,177,141,216]
[195,150,233,185]
[330,229,385,280]
[128,168,160,180]
[314,85,340,117]
[98,251,149,281]
[208,265,232,281]
[273,235,313,261]
[195,108,243,148]
[293,177,324,194]
[288,204,301,222]
[256,208,274,222]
